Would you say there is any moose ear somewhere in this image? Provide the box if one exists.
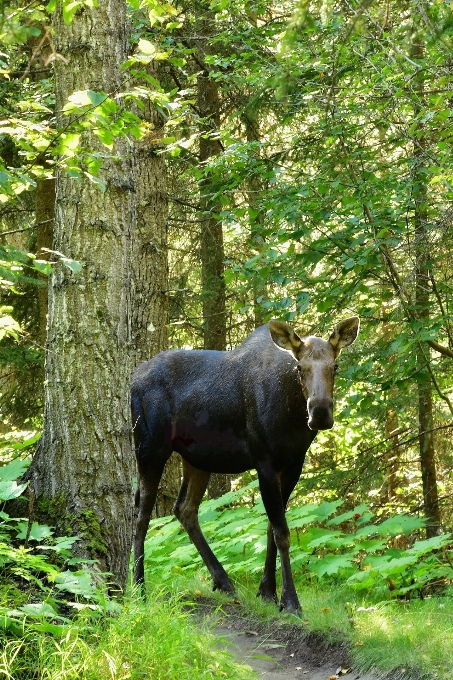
[329,316,360,355]
[268,320,304,358]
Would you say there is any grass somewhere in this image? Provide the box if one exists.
[161,570,453,680]
[0,587,257,680]
[2,565,452,679]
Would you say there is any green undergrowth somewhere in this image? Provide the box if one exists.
[1,589,256,680]
[0,442,256,679]
[144,480,453,600]
[142,481,453,679]
[150,571,453,680]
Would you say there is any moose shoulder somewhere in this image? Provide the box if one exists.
[132,316,359,613]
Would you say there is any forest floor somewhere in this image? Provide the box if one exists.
[194,599,394,680]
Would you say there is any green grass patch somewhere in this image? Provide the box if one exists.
[1,588,257,679]
[166,572,453,679]
[141,481,453,680]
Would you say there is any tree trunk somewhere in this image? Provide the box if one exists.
[132,65,180,517]
[197,49,230,499]
[244,112,267,328]
[35,177,55,347]
[29,24,55,348]
[26,0,135,589]
[198,73,226,351]
[385,408,399,503]
[412,35,441,537]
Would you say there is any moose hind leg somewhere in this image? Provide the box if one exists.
[174,460,235,595]
[134,462,166,589]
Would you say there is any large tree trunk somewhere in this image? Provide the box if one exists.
[197,46,230,499]
[26,0,135,589]
[132,65,180,517]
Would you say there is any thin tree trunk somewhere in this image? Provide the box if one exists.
[385,409,399,503]
[29,25,55,348]
[244,112,267,328]
[197,42,230,499]
[198,73,226,351]
[132,65,180,517]
[35,177,54,347]
[26,0,135,589]
[412,34,441,538]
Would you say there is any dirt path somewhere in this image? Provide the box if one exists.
[193,600,382,680]
[214,622,379,680]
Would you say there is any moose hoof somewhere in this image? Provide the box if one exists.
[256,588,278,605]
[213,581,236,596]
[279,598,302,615]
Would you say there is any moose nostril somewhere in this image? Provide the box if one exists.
[308,401,334,430]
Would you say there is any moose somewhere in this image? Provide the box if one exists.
[132,316,360,613]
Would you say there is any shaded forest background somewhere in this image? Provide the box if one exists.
[1,0,453,582]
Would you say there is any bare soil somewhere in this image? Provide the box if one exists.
[193,598,387,680]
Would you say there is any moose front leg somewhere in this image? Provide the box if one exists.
[257,462,302,614]
[257,521,278,603]
[257,461,303,606]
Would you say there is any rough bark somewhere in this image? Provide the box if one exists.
[26,0,135,588]
[132,64,180,517]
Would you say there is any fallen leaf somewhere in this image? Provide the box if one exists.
[329,675,338,680]
[194,589,202,596]
[265,644,285,649]
[321,607,332,613]
[355,640,364,646]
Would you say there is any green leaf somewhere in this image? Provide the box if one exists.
[62,0,82,24]
[16,522,53,541]
[0,315,21,341]
[54,570,95,596]
[40,249,83,274]
[94,128,114,148]
[33,260,52,276]
[408,534,451,555]
[0,457,29,482]
[19,602,60,618]
[376,515,426,537]
[0,480,28,501]
[309,553,354,577]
